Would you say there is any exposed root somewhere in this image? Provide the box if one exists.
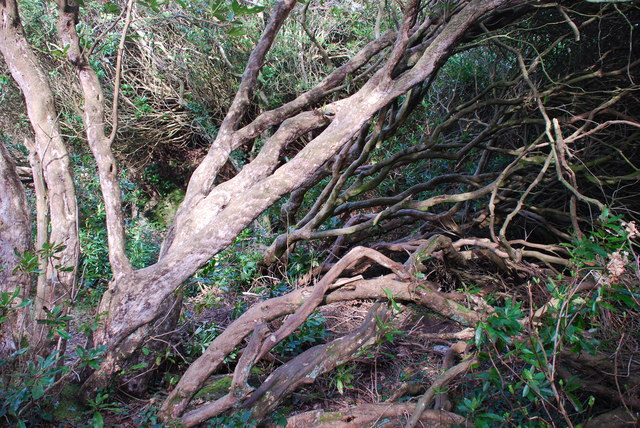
[405,351,476,428]
[180,324,268,427]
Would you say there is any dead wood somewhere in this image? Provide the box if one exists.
[583,407,639,428]
[326,276,484,327]
[557,366,640,410]
[405,354,477,428]
[255,246,408,361]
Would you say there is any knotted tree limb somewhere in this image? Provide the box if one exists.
[163,246,407,417]
[386,340,472,404]
[326,275,484,327]
[255,246,408,360]
[165,269,483,420]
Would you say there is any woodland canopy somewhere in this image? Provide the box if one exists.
[0,0,639,426]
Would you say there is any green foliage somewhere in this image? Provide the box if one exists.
[474,299,523,348]
[374,306,404,346]
[0,237,108,428]
[12,242,68,277]
[135,401,163,428]
[284,246,320,284]
[187,228,266,311]
[568,207,630,269]
[74,157,163,301]
[85,390,123,428]
[460,210,639,426]
[273,311,327,357]
[76,345,108,370]
[74,155,111,291]
[331,363,355,395]
[37,305,73,340]
[0,350,67,427]
[0,288,31,325]
[205,409,256,428]
[185,321,222,360]
[126,218,162,269]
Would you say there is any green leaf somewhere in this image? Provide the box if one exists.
[230,0,265,15]
[76,345,87,358]
[16,298,32,308]
[131,362,148,370]
[227,25,247,37]
[104,2,122,14]
[475,325,484,346]
[138,0,161,13]
[56,328,73,340]
[32,385,45,400]
[209,0,229,16]
[92,412,104,428]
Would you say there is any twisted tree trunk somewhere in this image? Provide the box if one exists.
[3,0,521,400]
[83,0,519,399]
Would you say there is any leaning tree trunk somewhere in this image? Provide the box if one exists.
[0,0,79,351]
[81,0,519,399]
[0,144,32,359]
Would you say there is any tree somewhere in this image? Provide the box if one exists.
[0,0,79,352]
[1,0,638,425]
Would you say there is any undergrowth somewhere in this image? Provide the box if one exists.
[460,210,639,426]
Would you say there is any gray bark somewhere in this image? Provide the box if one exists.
[0,0,79,347]
[0,143,31,358]
[83,0,520,398]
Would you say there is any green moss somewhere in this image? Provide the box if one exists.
[193,375,233,401]
[318,411,343,423]
[153,188,185,226]
[52,384,85,423]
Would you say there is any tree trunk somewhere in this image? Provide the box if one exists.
[0,144,32,359]
[0,0,79,349]
[82,0,518,397]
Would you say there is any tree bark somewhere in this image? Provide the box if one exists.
[240,302,390,424]
[82,0,518,398]
[3,0,520,398]
[0,144,31,358]
[286,404,466,428]
[0,0,79,348]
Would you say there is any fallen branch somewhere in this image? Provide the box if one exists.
[163,247,481,418]
[285,403,466,427]
[255,246,408,360]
